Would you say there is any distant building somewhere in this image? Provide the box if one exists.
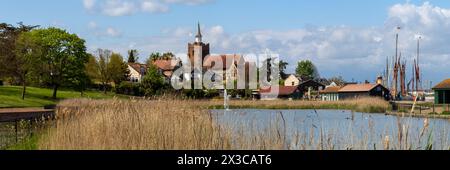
[320,86,342,101]
[433,78,450,104]
[338,83,390,100]
[297,80,326,100]
[284,74,301,87]
[259,86,301,100]
[128,63,148,83]
[152,59,182,83]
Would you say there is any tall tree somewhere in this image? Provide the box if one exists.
[27,27,88,99]
[97,49,112,94]
[127,49,139,63]
[296,60,319,80]
[85,53,100,82]
[109,53,129,86]
[0,22,38,86]
[15,31,42,99]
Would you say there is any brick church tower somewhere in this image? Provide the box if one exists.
[188,23,210,69]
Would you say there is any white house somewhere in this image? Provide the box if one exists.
[284,74,301,87]
[128,63,147,83]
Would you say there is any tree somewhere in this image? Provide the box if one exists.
[127,49,139,63]
[27,28,88,99]
[328,76,346,86]
[149,52,162,62]
[109,53,129,86]
[162,52,174,60]
[15,31,42,99]
[296,60,319,80]
[141,63,165,96]
[0,22,38,91]
[97,49,112,94]
[85,53,100,82]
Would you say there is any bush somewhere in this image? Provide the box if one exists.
[116,81,143,96]
[442,111,450,115]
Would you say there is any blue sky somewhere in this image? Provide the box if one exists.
[1,0,450,85]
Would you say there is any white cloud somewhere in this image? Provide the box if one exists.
[83,0,96,10]
[106,27,122,37]
[82,0,212,16]
[101,0,136,16]
[141,0,169,13]
[87,21,122,38]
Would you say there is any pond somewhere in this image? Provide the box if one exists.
[211,109,450,150]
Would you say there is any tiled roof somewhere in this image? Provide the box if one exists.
[259,86,299,96]
[320,86,342,93]
[153,60,178,71]
[338,84,378,92]
[128,63,147,74]
[433,79,450,89]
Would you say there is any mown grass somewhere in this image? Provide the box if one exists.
[0,86,128,108]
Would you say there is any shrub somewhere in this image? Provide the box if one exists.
[442,111,450,115]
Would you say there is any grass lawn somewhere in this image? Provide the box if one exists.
[0,86,128,108]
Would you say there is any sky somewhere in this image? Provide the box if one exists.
[1,0,450,86]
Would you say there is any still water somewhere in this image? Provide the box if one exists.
[211,109,450,150]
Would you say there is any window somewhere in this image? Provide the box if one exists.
[292,82,295,86]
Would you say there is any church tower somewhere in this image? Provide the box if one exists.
[188,22,210,69]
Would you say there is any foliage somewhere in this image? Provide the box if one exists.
[0,22,38,82]
[24,27,88,99]
[115,81,143,96]
[109,53,129,85]
[127,49,139,63]
[140,64,165,96]
[295,60,319,80]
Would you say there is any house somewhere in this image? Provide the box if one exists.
[320,86,342,101]
[203,54,245,84]
[297,80,326,100]
[153,59,182,82]
[128,63,148,83]
[338,83,390,100]
[258,86,301,100]
[433,78,450,104]
[284,74,301,87]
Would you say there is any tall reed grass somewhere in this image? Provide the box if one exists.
[38,98,448,150]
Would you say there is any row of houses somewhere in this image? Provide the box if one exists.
[258,75,391,101]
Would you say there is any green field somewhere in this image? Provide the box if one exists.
[0,86,127,108]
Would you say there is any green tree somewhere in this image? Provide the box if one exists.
[149,52,162,62]
[296,60,319,80]
[85,53,100,82]
[15,31,42,99]
[22,27,88,99]
[0,22,38,88]
[97,49,112,94]
[140,64,165,96]
[109,53,129,86]
[127,49,139,63]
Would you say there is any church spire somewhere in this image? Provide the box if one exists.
[195,22,202,43]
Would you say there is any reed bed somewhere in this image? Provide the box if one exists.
[206,97,390,113]
[38,98,448,150]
